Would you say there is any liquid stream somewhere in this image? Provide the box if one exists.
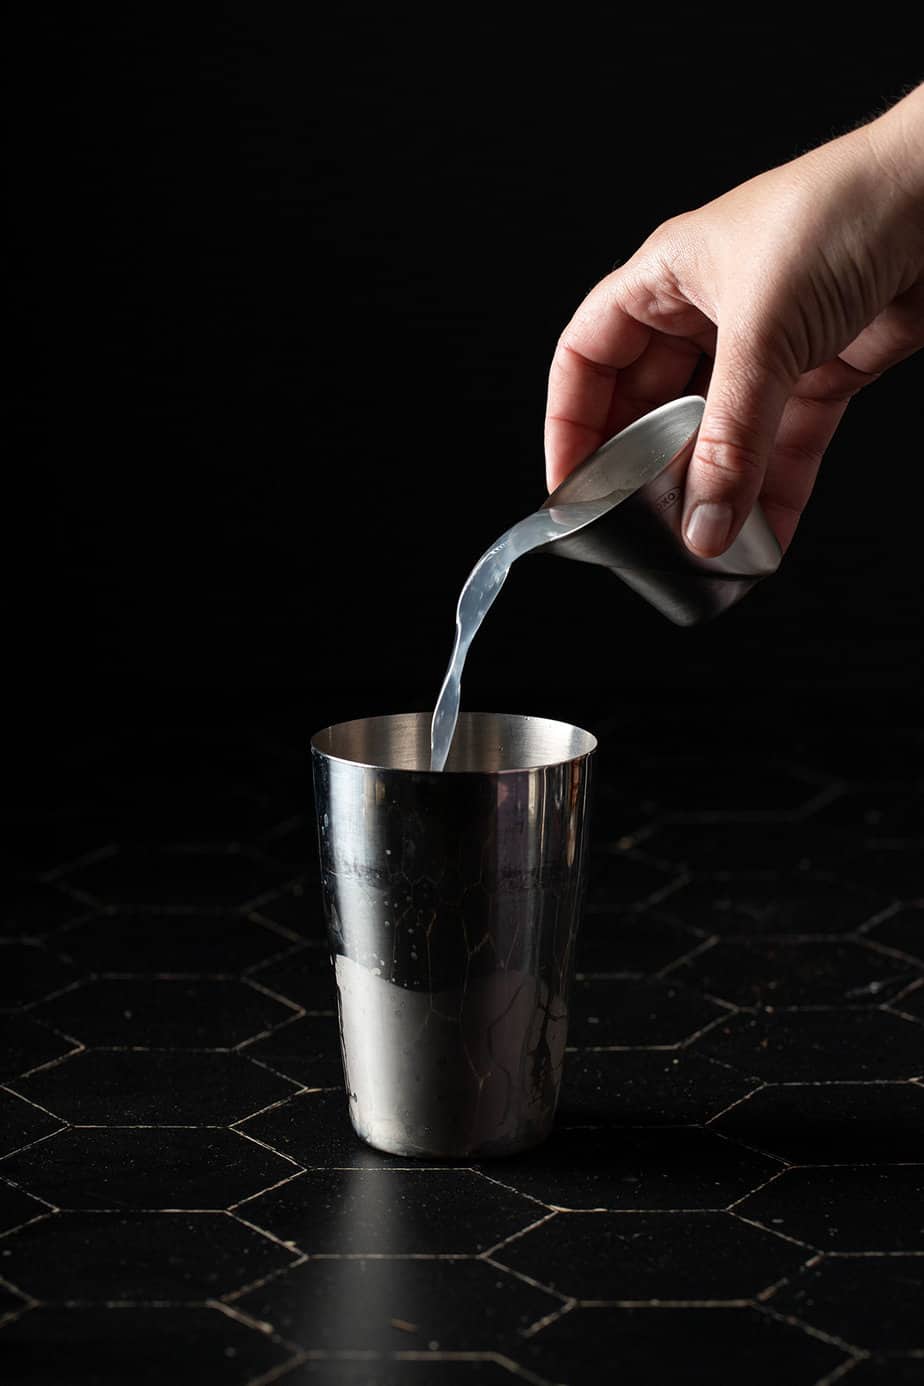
[429,499,615,771]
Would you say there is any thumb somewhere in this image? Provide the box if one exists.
[682,330,792,557]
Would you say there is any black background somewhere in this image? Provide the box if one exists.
[5,13,923,787]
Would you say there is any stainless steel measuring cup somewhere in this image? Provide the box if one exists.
[539,395,781,625]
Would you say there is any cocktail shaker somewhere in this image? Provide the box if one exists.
[539,395,781,625]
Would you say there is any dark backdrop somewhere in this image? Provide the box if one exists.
[5,13,922,787]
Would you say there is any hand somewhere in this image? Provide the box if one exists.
[544,84,924,556]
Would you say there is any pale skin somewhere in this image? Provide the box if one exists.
[545,83,924,557]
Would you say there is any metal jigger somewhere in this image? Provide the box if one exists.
[539,395,782,625]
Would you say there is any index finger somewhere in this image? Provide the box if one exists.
[544,278,651,490]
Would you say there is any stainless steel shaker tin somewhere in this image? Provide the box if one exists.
[311,711,596,1159]
[540,395,782,625]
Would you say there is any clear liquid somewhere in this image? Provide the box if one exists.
[428,500,615,771]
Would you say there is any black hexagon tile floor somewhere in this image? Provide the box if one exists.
[2,710,923,1384]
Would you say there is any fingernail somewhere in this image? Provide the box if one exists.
[684,501,733,555]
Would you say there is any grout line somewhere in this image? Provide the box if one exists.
[244,912,314,948]
[17,977,88,1015]
[656,936,721,980]
[468,1168,554,1212]
[235,1052,322,1090]
[518,1296,578,1341]
[225,1164,307,1207]
[853,900,908,936]
[0,1303,36,1331]
[0,1274,36,1305]
[755,1251,823,1304]
[479,1256,571,1305]
[229,1091,304,1127]
[0,1128,69,1163]
[218,1253,309,1305]
[728,1210,819,1253]
[230,1128,306,1170]
[755,1301,866,1357]
[226,1209,306,1256]
[0,1085,68,1124]
[810,1357,867,1386]
[207,1296,277,1336]
[856,937,924,970]
[479,1211,559,1260]
[240,976,305,1017]
[578,1297,753,1308]
[706,1124,789,1168]
[0,1209,56,1241]
[243,1354,310,1386]
[703,1081,767,1125]
[39,844,119,883]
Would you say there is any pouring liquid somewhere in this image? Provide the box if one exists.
[429,499,615,772]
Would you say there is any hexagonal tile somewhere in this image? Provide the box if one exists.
[248,945,337,1012]
[557,1050,759,1128]
[0,1179,49,1235]
[712,1083,924,1163]
[56,910,290,974]
[0,1128,299,1210]
[0,1305,293,1382]
[585,852,680,911]
[0,882,88,939]
[493,1209,808,1300]
[0,942,83,1012]
[867,906,924,963]
[0,1090,64,1158]
[574,909,705,977]
[672,938,916,1008]
[516,1305,847,1384]
[568,977,726,1048]
[0,1211,298,1301]
[696,1010,924,1081]
[771,1256,924,1352]
[236,1168,543,1254]
[737,1167,924,1250]
[472,1126,779,1212]
[234,1258,562,1352]
[34,978,296,1047]
[660,873,891,936]
[8,1050,299,1125]
[241,1015,343,1089]
[0,1017,78,1084]
[56,845,290,908]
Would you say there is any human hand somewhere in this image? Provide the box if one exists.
[545,84,924,556]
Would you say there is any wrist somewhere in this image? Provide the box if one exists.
[864,82,924,209]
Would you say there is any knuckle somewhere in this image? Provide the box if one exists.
[694,428,764,479]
